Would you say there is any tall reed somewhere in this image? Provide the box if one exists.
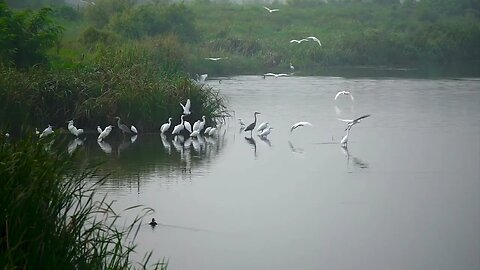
[0,134,166,269]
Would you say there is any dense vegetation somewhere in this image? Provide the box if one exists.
[0,135,165,269]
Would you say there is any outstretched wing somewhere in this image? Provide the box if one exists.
[353,114,371,123]
[334,91,343,100]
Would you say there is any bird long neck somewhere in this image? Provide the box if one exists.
[253,113,257,124]
[117,118,121,127]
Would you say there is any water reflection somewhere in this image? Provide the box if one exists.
[259,136,272,147]
[244,136,257,158]
[288,140,304,154]
[97,140,112,154]
[340,145,369,170]
[67,138,84,155]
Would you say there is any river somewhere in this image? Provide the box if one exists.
[72,75,480,270]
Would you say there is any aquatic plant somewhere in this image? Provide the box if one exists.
[0,135,166,269]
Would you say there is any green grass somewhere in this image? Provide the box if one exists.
[0,134,166,269]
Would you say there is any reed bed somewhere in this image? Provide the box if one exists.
[0,134,166,269]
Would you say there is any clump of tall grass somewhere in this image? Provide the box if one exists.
[0,36,228,132]
[0,135,166,269]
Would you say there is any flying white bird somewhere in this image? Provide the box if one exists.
[338,114,371,130]
[334,90,354,100]
[289,39,308,44]
[97,125,113,142]
[263,6,279,13]
[204,57,226,61]
[263,72,289,78]
[290,122,313,132]
[130,125,138,134]
[160,117,172,134]
[39,125,54,138]
[307,36,322,46]
[257,122,269,132]
[180,99,191,115]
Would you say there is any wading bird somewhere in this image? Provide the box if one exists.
[190,130,200,138]
[290,63,295,72]
[172,115,185,135]
[257,122,269,132]
[259,127,273,138]
[40,125,54,138]
[160,117,172,134]
[204,126,212,135]
[290,121,313,132]
[180,99,191,115]
[115,116,132,136]
[196,74,208,84]
[340,126,351,146]
[244,112,261,136]
[97,125,113,142]
[130,125,138,134]
[263,6,279,13]
[67,120,84,137]
[97,126,102,134]
[334,90,354,100]
[184,119,192,133]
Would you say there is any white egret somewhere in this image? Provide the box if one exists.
[334,90,354,100]
[195,74,208,84]
[184,119,192,133]
[208,127,217,136]
[257,122,269,132]
[115,116,132,135]
[259,127,273,138]
[197,116,206,132]
[204,57,226,61]
[244,112,261,136]
[160,117,172,134]
[290,63,295,71]
[307,36,322,46]
[35,128,40,135]
[263,6,279,13]
[130,125,138,134]
[190,130,200,137]
[204,126,212,135]
[340,127,351,146]
[172,115,185,135]
[67,120,83,137]
[263,72,289,78]
[97,125,113,142]
[39,125,54,138]
[338,114,371,130]
[289,39,308,44]
[238,118,245,126]
[180,99,191,115]
[192,120,201,132]
[290,121,313,132]
[97,126,102,134]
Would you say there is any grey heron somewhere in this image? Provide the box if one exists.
[115,116,132,135]
[244,112,261,136]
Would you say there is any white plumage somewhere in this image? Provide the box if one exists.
[290,122,313,132]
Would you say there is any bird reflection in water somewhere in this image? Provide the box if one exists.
[340,145,369,169]
[117,139,131,156]
[97,140,112,154]
[259,136,272,147]
[288,140,304,156]
[244,136,257,158]
[160,133,171,155]
[130,134,138,143]
[67,138,84,155]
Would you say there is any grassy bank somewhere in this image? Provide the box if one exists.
[0,135,165,269]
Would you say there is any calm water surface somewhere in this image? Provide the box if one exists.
[77,75,480,270]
